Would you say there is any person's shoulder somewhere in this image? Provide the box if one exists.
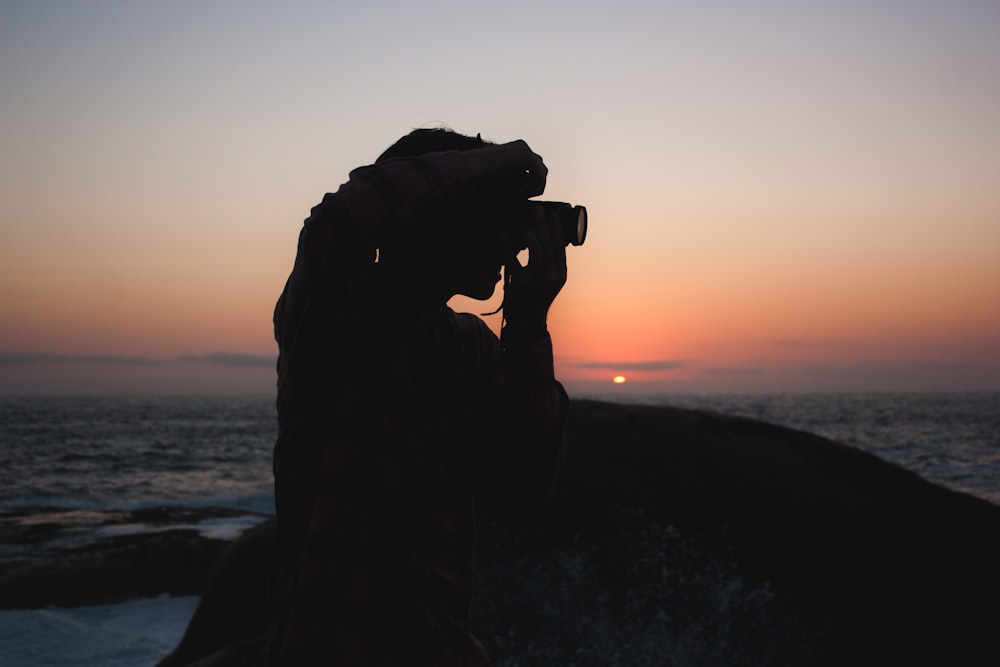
[444,308,500,361]
[447,309,494,336]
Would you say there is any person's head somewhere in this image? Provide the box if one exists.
[376,128,508,302]
[376,127,490,163]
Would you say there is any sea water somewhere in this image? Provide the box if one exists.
[1,392,997,666]
[0,394,276,514]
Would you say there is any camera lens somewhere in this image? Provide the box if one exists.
[507,201,588,248]
[536,201,587,247]
[567,205,587,247]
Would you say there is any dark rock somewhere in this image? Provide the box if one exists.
[0,528,228,609]
[0,506,268,609]
[550,400,1000,665]
[156,520,273,667]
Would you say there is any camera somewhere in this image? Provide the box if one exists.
[514,201,588,247]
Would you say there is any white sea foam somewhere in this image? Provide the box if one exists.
[86,514,268,541]
[196,514,269,540]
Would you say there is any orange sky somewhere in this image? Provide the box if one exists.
[2,2,999,394]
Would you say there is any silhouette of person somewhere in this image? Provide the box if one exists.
[267,128,569,665]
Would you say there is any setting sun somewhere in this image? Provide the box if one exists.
[613,376,627,384]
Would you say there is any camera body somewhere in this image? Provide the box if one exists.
[510,201,588,248]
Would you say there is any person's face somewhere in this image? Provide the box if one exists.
[445,215,508,301]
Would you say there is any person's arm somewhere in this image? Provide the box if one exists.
[477,208,570,511]
[461,314,567,515]
[293,140,546,302]
[498,326,570,506]
[336,140,547,246]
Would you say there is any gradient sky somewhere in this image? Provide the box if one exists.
[2,1,999,394]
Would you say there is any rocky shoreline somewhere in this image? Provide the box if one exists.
[5,399,999,665]
[0,505,270,609]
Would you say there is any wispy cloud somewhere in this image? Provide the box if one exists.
[0,351,159,365]
[701,365,767,377]
[798,361,978,375]
[575,359,687,372]
[0,351,276,367]
[771,339,818,347]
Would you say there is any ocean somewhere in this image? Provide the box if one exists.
[1,391,998,666]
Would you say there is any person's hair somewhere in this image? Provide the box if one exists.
[376,127,490,162]
[374,128,497,281]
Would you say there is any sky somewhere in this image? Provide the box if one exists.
[2,0,998,395]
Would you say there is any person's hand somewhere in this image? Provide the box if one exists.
[467,140,548,200]
[502,207,567,329]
